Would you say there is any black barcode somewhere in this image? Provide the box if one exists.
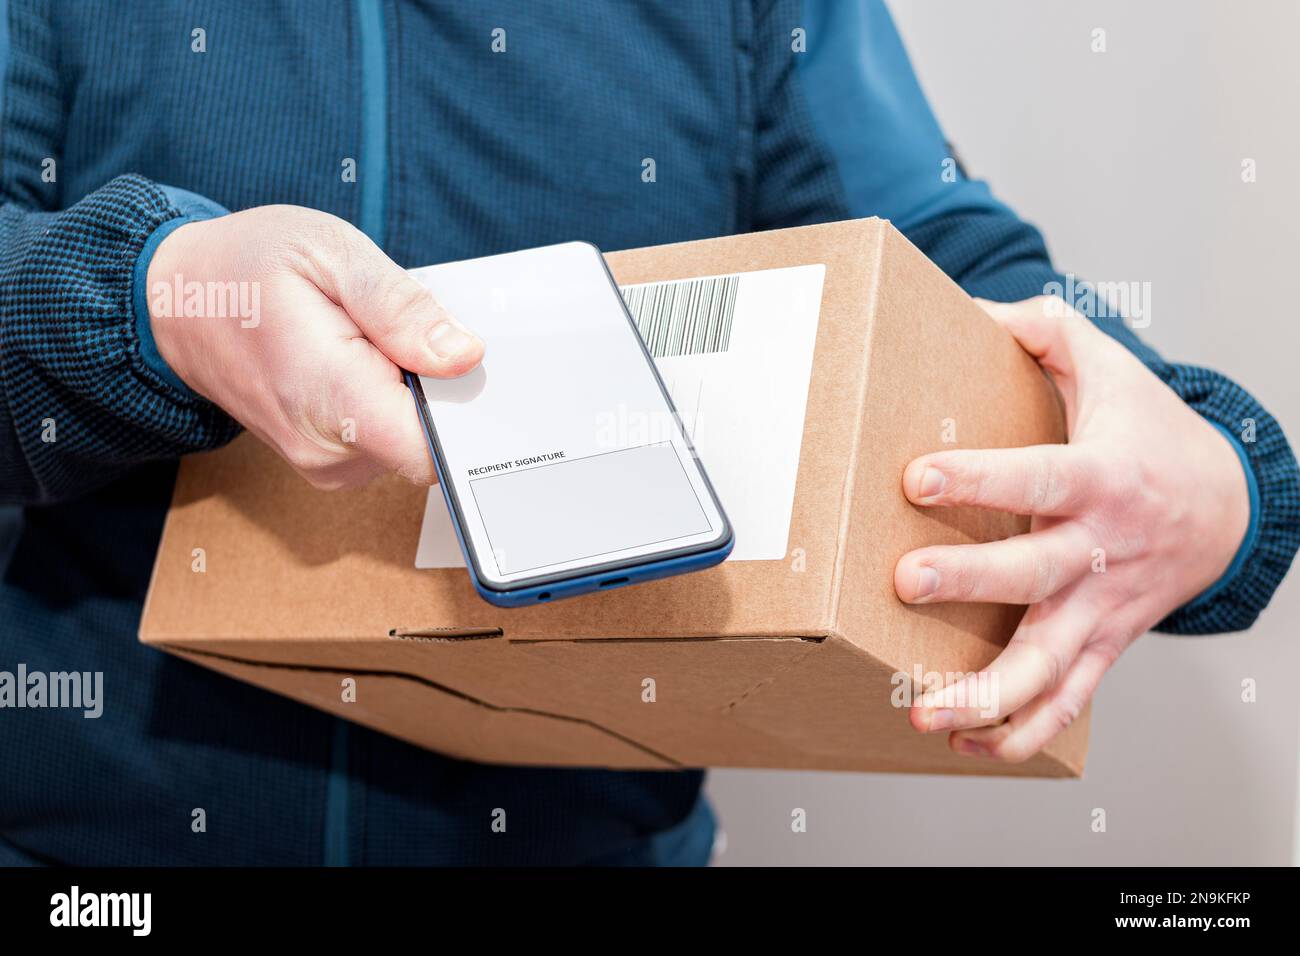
[620,274,739,357]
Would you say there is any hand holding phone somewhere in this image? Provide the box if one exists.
[147,204,485,490]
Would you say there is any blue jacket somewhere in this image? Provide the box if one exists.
[1,0,1296,865]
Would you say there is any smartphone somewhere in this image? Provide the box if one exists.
[406,241,733,607]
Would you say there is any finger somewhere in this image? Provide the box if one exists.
[894,520,1095,605]
[348,377,439,486]
[335,360,440,485]
[973,295,1088,379]
[950,645,1113,762]
[910,588,1098,733]
[307,219,484,377]
[903,445,1096,516]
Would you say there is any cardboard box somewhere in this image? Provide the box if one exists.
[139,218,1087,777]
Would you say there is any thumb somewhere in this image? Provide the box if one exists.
[312,222,485,378]
[974,295,1085,381]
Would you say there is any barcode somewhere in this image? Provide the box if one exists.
[620,274,739,357]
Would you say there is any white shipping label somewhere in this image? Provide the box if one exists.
[415,262,825,567]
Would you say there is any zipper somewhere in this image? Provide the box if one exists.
[356,0,389,245]
[323,0,389,867]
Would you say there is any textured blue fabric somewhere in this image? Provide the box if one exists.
[0,174,243,504]
[0,0,1295,866]
[584,795,717,867]
[794,0,1014,230]
[132,217,195,394]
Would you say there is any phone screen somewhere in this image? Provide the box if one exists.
[409,242,730,591]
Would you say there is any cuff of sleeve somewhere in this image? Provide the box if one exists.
[1157,367,1300,634]
[131,186,230,397]
[1181,422,1262,609]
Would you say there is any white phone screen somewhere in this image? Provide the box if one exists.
[409,242,729,590]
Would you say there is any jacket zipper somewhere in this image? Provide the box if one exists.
[323,0,389,867]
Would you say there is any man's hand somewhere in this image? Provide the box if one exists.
[147,205,483,489]
[895,296,1250,762]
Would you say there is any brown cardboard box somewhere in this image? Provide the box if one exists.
[139,218,1087,778]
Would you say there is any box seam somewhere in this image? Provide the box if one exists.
[827,219,887,636]
[136,475,185,646]
[161,642,685,768]
[142,630,831,644]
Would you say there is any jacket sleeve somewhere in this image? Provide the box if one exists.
[753,0,1300,633]
[1,2,240,505]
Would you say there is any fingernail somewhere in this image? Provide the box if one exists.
[926,708,955,732]
[916,467,946,499]
[957,738,987,757]
[430,321,475,361]
[913,565,940,601]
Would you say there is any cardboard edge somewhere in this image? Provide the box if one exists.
[137,482,181,647]
[827,220,929,651]
[604,217,885,274]
[157,642,686,769]
[140,630,829,646]
[824,626,1084,779]
[821,224,1087,779]
[825,218,888,632]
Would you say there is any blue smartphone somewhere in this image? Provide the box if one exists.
[405,241,733,607]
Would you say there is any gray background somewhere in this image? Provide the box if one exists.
[707,0,1300,866]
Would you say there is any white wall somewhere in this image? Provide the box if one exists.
[708,0,1300,865]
